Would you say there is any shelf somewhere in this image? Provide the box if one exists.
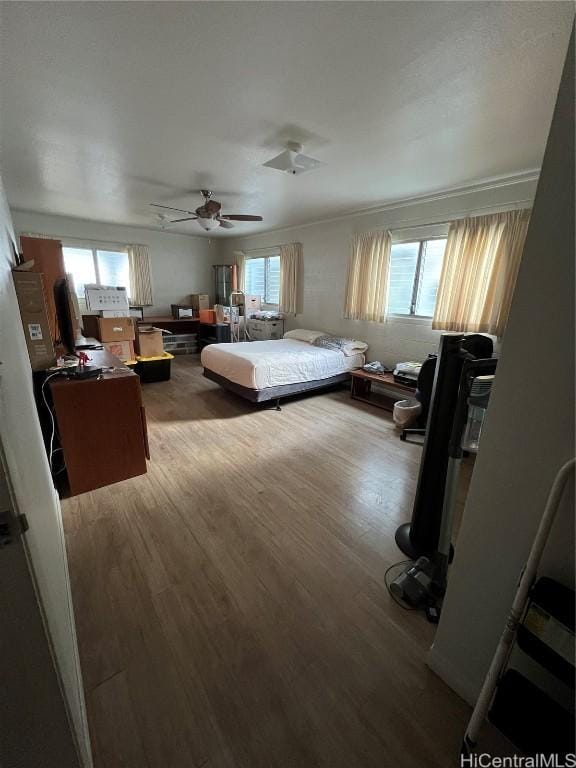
[351,391,401,412]
[350,370,416,412]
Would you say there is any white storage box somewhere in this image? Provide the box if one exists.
[244,295,262,315]
[85,284,129,313]
[247,319,285,340]
[100,309,130,318]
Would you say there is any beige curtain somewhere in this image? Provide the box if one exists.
[344,230,391,322]
[432,209,530,336]
[233,250,245,291]
[279,243,302,315]
[127,244,153,306]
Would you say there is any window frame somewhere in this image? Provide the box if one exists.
[387,235,447,320]
[244,251,280,307]
[62,243,131,301]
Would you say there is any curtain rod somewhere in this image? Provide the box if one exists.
[389,201,532,233]
[19,232,144,248]
[241,243,300,254]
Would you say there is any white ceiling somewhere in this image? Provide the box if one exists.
[0,2,573,237]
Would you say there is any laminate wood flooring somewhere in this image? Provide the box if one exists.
[62,357,472,768]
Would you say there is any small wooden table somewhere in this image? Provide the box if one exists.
[350,370,417,412]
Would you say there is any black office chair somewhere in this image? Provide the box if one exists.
[399,334,494,444]
[400,355,437,443]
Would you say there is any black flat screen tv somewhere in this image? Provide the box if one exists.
[53,277,77,356]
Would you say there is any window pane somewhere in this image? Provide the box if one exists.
[266,255,280,305]
[97,250,130,295]
[387,242,419,314]
[245,257,266,300]
[415,239,446,316]
[62,247,96,297]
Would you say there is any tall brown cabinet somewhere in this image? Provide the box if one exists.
[19,236,150,496]
[20,235,66,341]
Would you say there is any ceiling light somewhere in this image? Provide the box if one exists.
[197,218,220,231]
[263,141,324,176]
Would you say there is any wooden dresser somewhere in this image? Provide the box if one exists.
[49,348,149,496]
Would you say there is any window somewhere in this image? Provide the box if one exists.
[63,246,131,299]
[244,254,280,305]
[387,238,446,317]
[61,247,96,298]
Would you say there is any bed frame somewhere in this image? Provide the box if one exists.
[203,367,351,410]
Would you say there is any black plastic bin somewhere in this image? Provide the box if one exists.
[131,352,174,383]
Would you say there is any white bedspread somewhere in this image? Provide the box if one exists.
[201,339,364,390]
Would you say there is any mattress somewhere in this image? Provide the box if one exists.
[201,339,364,390]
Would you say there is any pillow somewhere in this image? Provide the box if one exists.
[313,335,368,357]
[283,329,325,343]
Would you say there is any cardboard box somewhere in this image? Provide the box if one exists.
[199,309,216,324]
[12,269,56,371]
[190,293,210,311]
[136,326,164,358]
[82,315,135,342]
[103,340,135,362]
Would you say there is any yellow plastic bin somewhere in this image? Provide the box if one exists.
[131,352,174,383]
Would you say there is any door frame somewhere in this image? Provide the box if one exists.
[0,400,93,767]
[0,206,93,766]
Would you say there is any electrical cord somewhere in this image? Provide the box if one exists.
[50,447,67,476]
[384,559,419,611]
[41,371,67,472]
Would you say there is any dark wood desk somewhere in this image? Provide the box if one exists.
[50,348,149,496]
[137,316,200,334]
[350,370,416,412]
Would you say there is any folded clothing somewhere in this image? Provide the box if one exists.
[313,334,368,357]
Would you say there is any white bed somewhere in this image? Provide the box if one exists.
[201,337,365,403]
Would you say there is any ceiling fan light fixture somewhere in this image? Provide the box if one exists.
[197,218,220,231]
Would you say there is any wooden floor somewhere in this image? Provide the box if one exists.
[63,357,472,768]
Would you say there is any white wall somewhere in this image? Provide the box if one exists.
[11,210,216,316]
[0,182,91,762]
[215,175,538,367]
[429,31,574,706]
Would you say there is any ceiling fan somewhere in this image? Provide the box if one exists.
[150,190,263,231]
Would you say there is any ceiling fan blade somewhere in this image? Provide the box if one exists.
[220,215,263,221]
[168,217,198,223]
[150,203,196,215]
[218,219,235,229]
